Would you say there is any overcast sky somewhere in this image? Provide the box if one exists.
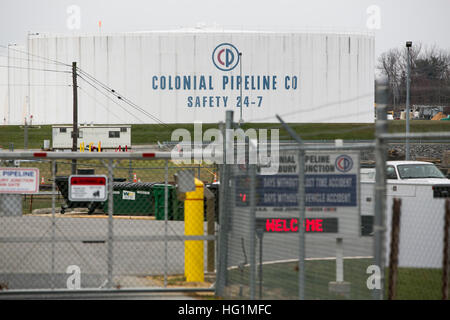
[1,0,450,59]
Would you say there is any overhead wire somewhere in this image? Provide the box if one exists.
[77,84,126,123]
[78,69,170,127]
[0,65,71,73]
[76,74,146,124]
[76,67,171,128]
[0,44,71,68]
[0,83,72,87]
[0,53,71,68]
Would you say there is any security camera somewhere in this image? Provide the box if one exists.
[406,41,412,48]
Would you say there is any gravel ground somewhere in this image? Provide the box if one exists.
[359,143,450,162]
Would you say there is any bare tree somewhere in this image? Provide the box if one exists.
[378,42,450,110]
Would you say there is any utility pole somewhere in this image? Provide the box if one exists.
[71,62,78,174]
[405,41,412,160]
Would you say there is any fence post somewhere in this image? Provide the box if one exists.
[275,115,306,300]
[216,111,233,297]
[298,148,306,300]
[107,159,114,288]
[128,159,133,182]
[388,198,402,300]
[374,76,389,300]
[249,161,257,299]
[164,159,169,287]
[51,160,56,289]
[443,199,450,300]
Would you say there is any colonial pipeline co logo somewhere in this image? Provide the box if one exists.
[335,155,353,173]
[212,43,240,71]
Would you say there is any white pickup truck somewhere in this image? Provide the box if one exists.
[360,160,450,268]
[361,160,450,184]
[385,161,450,184]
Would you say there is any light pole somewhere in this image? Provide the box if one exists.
[405,41,412,160]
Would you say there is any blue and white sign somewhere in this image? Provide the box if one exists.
[0,167,40,194]
[235,151,299,208]
[304,153,359,207]
[233,151,360,238]
[305,174,357,207]
[235,153,359,208]
[235,175,299,207]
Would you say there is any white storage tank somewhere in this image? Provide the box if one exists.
[3,29,375,125]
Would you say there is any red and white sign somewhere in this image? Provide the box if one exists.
[0,167,40,194]
[68,175,107,202]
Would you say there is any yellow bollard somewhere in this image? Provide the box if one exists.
[89,142,93,152]
[184,178,204,282]
[80,142,85,152]
[98,141,101,152]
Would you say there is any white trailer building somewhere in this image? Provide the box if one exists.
[51,124,131,151]
[0,29,375,125]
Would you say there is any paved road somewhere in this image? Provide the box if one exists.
[0,212,373,291]
[0,214,213,290]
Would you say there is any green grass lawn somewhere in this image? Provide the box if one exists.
[389,267,444,300]
[0,125,52,150]
[0,121,448,150]
[226,259,445,300]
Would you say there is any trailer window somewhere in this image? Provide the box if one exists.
[59,128,67,133]
[120,127,127,132]
[109,131,120,138]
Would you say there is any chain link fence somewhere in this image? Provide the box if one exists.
[0,155,218,291]
[385,187,450,299]
[213,109,450,300]
[215,142,450,300]
[217,145,377,300]
[0,125,449,299]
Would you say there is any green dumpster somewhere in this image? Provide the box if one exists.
[152,184,184,220]
[103,182,155,216]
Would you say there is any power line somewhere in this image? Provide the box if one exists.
[77,73,161,125]
[0,83,71,87]
[0,44,71,68]
[76,68,169,127]
[0,65,71,73]
[77,85,124,123]
[76,74,146,124]
[0,53,71,68]
[76,67,171,127]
